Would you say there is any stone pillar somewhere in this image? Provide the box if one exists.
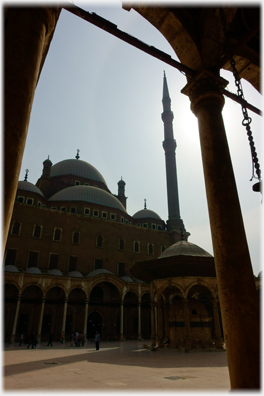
[155,305,158,343]
[137,301,142,341]
[83,298,89,337]
[157,297,164,348]
[10,294,21,344]
[61,297,68,339]
[150,303,156,346]
[4,6,61,249]
[183,299,192,351]
[37,297,46,343]
[120,299,124,341]
[212,299,223,349]
[164,303,170,340]
[182,70,260,389]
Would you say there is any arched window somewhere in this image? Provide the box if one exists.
[11,222,21,235]
[134,241,140,253]
[148,243,153,255]
[96,235,103,248]
[33,225,41,239]
[53,228,61,242]
[119,239,125,251]
[72,231,80,244]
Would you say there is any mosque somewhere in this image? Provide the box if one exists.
[4,73,260,350]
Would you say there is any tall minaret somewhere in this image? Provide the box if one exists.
[162,71,187,236]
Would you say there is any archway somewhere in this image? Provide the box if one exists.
[19,285,43,343]
[68,287,86,338]
[43,286,65,342]
[89,281,121,341]
[4,283,19,342]
[87,311,102,339]
[123,291,138,339]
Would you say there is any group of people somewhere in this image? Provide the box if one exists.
[19,330,100,350]
[70,331,86,347]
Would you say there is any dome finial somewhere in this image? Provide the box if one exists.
[76,149,80,160]
[144,199,147,209]
[24,169,29,181]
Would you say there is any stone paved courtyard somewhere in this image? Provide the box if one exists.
[3,340,230,392]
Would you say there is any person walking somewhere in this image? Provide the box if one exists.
[60,331,64,344]
[19,334,23,346]
[47,332,53,346]
[95,331,100,350]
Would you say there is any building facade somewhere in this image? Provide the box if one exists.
[3,74,261,348]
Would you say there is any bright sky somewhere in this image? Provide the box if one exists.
[17,1,263,276]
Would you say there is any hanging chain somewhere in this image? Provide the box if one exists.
[219,8,261,183]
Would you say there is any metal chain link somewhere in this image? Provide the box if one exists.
[219,8,261,183]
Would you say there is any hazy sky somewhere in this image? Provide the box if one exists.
[18,1,263,276]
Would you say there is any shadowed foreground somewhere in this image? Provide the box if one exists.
[4,340,229,391]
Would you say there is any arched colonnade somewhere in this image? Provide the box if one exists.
[4,273,151,344]
[5,273,224,350]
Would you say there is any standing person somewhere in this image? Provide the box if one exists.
[70,333,74,347]
[60,331,64,344]
[75,331,78,347]
[77,332,82,347]
[95,331,100,350]
[47,332,53,347]
[19,334,23,346]
[27,333,35,349]
[82,332,85,347]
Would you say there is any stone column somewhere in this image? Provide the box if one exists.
[4,6,61,249]
[182,70,260,389]
[137,301,142,341]
[183,299,192,351]
[120,299,124,341]
[164,303,170,340]
[10,294,21,344]
[37,297,46,343]
[212,299,223,349]
[61,297,68,340]
[83,298,89,338]
[150,303,156,346]
[157,298,164,348]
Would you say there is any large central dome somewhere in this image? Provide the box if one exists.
[50,159,107,186]
[49,185,127,212]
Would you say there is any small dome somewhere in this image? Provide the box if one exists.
[25,267,42,274]
[48,269,63,276]
[17,181,44,197]
[4,265,19,273]
[49,185,127,212]
[134,278,144,283]
[120,276,133,282]
[86,269,114,278]
[50,159,108,186]
[133,208,161,220]
[159,240,212,259]
[68,271,83,278]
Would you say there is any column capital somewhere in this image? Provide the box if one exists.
[181,70,228,116]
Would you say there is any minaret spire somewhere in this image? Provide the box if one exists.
[162,72,187,236]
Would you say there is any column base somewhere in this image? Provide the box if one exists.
[215,337,224,349]
[10,335,15,344]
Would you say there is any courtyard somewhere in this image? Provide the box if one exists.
[3,340,230,392]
